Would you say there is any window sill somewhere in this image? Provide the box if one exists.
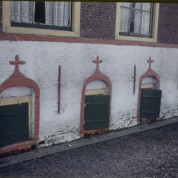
[115,35,157,43]
[3,26,80,37]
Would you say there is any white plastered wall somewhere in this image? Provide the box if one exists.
[0,41,178,147]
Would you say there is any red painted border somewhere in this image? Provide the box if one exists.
[1,34,178,49]
[0,55,40,154]
[80,56,112,135]
[137,58,160,122]
[134,65,136,94]
[58,65,61,113]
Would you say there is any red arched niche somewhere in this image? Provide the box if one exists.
[0,55,40,154]
[80,56,112,135]
[137,57,160,122]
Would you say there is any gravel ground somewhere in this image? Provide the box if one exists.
[1,123,178,178]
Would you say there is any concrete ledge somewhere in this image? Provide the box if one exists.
[1,117,178,169]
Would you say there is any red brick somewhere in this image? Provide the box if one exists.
[1,34,178,49]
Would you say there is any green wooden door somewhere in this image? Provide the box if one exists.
[140,89,162,118]
[0,103,29,147]
[84,95,110,130]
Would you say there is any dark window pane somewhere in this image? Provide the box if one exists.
[130,9,135,33]
[35,1,45,24]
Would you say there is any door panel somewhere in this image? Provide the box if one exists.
[84,95,110,130]
[0,103,29,147]
[140,89,162,118]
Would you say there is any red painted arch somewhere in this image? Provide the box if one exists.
[137,59,160,122]
[0,55,40,154]
[80,61,112,135]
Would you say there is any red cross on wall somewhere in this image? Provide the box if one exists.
[147,57,154,70]
[93,56,102,70]
[9,55,26,70]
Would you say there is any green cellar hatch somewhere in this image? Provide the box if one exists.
[0,103,29,147]
[84,95,110,130]
[140,89,162,118]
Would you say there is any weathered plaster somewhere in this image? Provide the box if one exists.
[0,41,178,147]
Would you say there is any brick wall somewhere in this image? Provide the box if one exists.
[1,2,178,44]
[157,3,178,44]
[80,2,178,44]
[80,2,116,39]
